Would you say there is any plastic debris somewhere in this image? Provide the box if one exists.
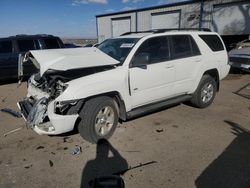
[3,127,23,137]
[1,108,22,118]
[156,129,164,133]
[71,145,82,155]
[49,160,53,167]
[36,146,45,150]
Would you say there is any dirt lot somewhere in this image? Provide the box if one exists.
[0,74,249,188]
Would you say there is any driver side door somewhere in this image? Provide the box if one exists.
[129,36,175,108]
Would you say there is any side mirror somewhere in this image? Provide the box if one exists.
[131,53,150,67]
[93,176,125,188]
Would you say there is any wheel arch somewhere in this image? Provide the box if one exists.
[203,68,220,91]
[84,91,127,121]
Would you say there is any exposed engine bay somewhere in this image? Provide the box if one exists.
[29,66,114,100]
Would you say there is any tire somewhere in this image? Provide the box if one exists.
[78,96,119,143]
[190,75,217,108]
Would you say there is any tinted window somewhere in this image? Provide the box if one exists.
[190,36,201,56]
[0,40,12,53]
[199,35,224,51]
[133,36,170,64]
[17,39,35,52]
[44,38,60,49]
[171,35,192,59]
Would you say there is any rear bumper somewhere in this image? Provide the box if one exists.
[17,98,79,135]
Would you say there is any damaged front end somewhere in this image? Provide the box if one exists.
[17,48,119,135]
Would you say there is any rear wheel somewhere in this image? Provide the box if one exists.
[190,75,217,108]
[78,96,119,143]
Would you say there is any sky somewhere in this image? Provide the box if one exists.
[0,0,188,38]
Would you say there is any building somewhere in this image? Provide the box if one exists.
[96,0,250,49]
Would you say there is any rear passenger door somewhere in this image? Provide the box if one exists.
[170,35,202,95]
[129,36,175,108]
[0,40,17,79]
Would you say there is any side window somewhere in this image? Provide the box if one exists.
[199,35,224,51]
[43,38,60,49]
[190,36,201,56]
[17,39,35,52]
[133,36,170,64]
[0,40,12,54]
[171,35,192,59]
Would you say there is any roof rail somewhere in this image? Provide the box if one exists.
[121,28,211,36]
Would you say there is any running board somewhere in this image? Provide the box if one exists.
[126,95,192,119]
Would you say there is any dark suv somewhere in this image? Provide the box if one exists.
[0,34,64,80]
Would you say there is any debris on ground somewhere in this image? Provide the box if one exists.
[63,136,70,143]
[233,83,250,99]
[1,97,7,103]
[156,129,164,133]
[49,160,53,167]
[36,146,45,150]
[172,125,179,128]
[64,147,68,150]
[3,127,23,137]
[24,164,33,169]
[71,145,82,155]
[51,152,55,155]
[113,161,158,175]
[1,108,22,118]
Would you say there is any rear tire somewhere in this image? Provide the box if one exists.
[78,96,119,143]
[190,75,217,108]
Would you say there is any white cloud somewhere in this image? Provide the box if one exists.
[122,0,130,3]
[72,0,108,5]
[121,6,136,11]
[122,0,143,3]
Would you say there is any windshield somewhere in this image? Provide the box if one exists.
[98,38,140,63]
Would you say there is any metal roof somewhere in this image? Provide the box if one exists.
[96,0,200,18]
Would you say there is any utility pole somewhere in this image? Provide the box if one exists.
[199,0,204,30]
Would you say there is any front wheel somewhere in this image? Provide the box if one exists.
[190,75,217,108]
[78,96,119,143]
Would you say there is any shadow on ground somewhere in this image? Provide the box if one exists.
[81,139,128,188]
[195,120,250,188]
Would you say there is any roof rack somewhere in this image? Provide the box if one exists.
[121,28,211,36]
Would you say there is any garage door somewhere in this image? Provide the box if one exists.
[212,2,250,35]
[151,11,180,30]
[112,17,131,37]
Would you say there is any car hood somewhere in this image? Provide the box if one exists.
[229,47,250,58]
[25,47,120,76]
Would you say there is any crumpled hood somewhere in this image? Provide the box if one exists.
[25,47,120,76]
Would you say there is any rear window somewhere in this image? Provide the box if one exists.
[199,35,224,51]
[17,39,35,52]
[43,38,60,49]
[0,40,12,53]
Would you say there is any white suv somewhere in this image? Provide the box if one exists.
[18,30,230,143]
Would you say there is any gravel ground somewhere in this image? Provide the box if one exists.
[0,74,249,188]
